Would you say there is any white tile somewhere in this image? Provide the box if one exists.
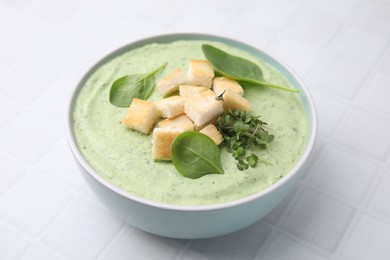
[355,1,390,33]
[171,3,235,34]
[188,223,270,259]
[343,214,390,260]
[0,172,73,236]
[0,221,31,259]
[309,53,369,99]
[334,26,388,64]
[263,188,297,225]
[108,0,140,10]
[269,35,325,77]
[286,4,343,45]
[38,138,86,190]
[0,94,23,130]
[135,0,192,26]
[0,11,55,52]
[300,138,327,180]
[283,188,355,251]
[81,184,97,199]
[261,234,327,260]
[0,1,19,26]
[208,0,251,13]
[21,243,68,260]
[360,72,390,116]
[382,50,390,74]
[0,44,18,73]
[63,1,124,39]
[280,0,306,4]
[223,15,279,50]
[0,110,63,165]
[26,0,88,23]
[100,225,185,260]
[42,196,123,260]
[32,76,78,121]
[102,15,166,49]
[310,90,349,136]
[368,168,390,219]
[176,250,207,260]
[66,43,114,78]
[0,151,26,196]
[0,58,60,104]
[310,146,379,203]
[31,29,94,70]
[336,108,390,161]
[310,0,360,18]
[244,0,299,28]
[2,0,31,7]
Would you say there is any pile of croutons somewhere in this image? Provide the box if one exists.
[122,59,251,161]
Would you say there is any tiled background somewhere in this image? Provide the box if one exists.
[0,0,390,259]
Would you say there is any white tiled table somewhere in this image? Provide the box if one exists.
[1,0,390,259]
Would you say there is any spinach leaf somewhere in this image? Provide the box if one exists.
[171,131,224,179]
[201,44,298,93]
[109,63,167,107]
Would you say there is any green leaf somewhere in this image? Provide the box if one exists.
[201,44,298,93]
[171,131,224,179]
[109,63,167,107]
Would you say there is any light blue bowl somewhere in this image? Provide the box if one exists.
[65,34,317,239]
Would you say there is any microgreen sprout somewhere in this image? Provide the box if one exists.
[217,109,274,171]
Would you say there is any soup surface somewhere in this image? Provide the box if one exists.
[73,40,307,205]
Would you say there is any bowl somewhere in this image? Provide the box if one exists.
[65,33,317,239]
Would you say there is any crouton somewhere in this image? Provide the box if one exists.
[157,68,186,97]
[223,90,251,112]
[154,96,185,118]
[179,84,209,97]
[199,124,223,145]
[186,60,214,88]
[157,114,194,131]
[184,90,223,126]
[213,77,244,96]
[122,98,159,135]
[152,127,183,160]
[194,117,218,131]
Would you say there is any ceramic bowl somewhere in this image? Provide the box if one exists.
[65,34,317,239]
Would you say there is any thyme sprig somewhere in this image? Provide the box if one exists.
[217,109,274,171]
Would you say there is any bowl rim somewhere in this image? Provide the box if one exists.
[65,33,318,212]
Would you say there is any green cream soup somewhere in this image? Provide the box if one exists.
[73,40,307,206]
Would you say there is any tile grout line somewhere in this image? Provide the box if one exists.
[96,223,128,260]
[1,0,390,259]
[331,165,390,259]
[17,193,94,260]
[0,177,77,259]
[255,184,333,259]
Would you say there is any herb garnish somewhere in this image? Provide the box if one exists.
[217,109,274,170]
[215,89,226,101]
[171,131,224,179]
[109,63,167,107]
[202,44,298,93]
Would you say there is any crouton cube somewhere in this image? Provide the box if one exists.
[157,68,186,97]
[213,77,244,96]
[186,60,214,88]
[223,90,251,112]
[157,114,194,131]
[179,84,209,97]
[199,124,223,145]
[122,98,159,135]
[194,117,218,131]
[184,90,224,126]
[154,96,185,118]
[152,128,183,160]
